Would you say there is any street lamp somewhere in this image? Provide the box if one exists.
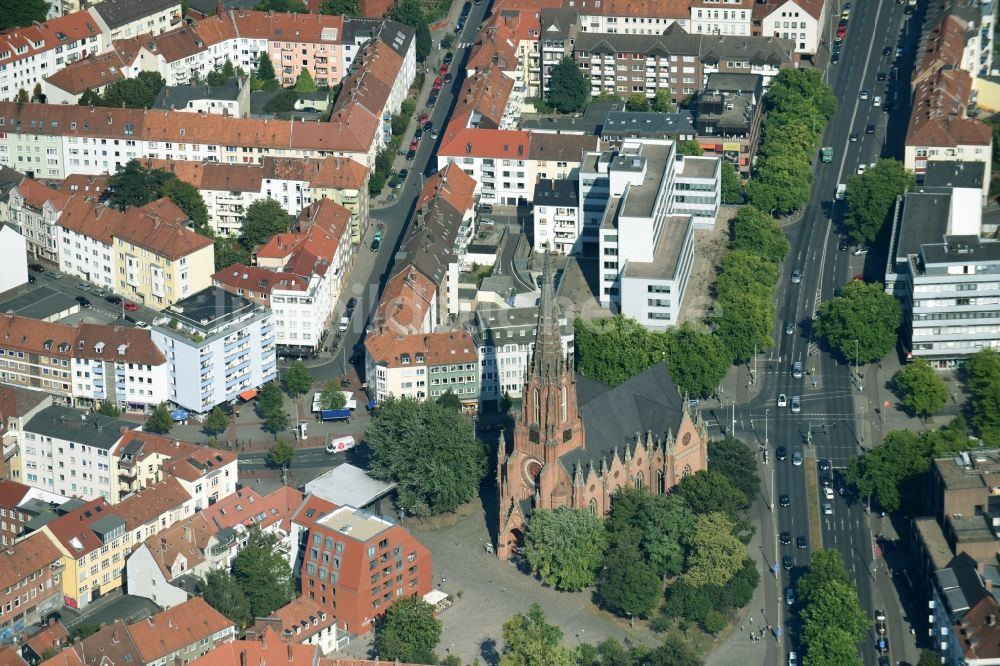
[765,408,769,448]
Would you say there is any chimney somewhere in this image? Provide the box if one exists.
[286,645,293,662]
[240,651,247,666]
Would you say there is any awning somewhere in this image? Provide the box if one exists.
[170,409,189,421]
[239,389,258,401]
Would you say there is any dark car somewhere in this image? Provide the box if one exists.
[779,531,791,545]
[346,297,358,312]
[779,494,790,507]
[461,1,471,15]
[105,294,122,304]
[819,458,831,472]
[444,52,454,64]
[866,124,876,134]
[29,263,44,272]
[454,20,465,33]
[782,555,793,571]
[882,46,892,56]
[398,168,409,181]
[838,238,849,251]
[371,238,381,253]
[831,52,841,64]
[877,71,887,81]
[776,446,787,461]
[414,128,423,140]
[796,536,808,549]
[427,94,438,108]
[28,274,36,284]
[75,296,92,308]
[406,149,416,160]
[444,72,453,83]
[423,119,433,131]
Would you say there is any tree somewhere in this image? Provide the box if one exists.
[681,512,746,587]
[294,69,318,92]
[546,57,589,114]
[645,637,703,666]
[800,579,868,655]
[145,403,174,434]
[713,288,773,363]
[625,93,650,112]
[729,205,790,264]
[319,381,347,410]
[652,90,674,113]
[231,526,294,618]
[221,59,236,79]
[266,439,296,469]
[256,52,277,83]
[88,72,165,109]
[796,549,851,606]
[161,178,210,234]
[15,89,28,104]
[918,649,943,666]
[95,401,121,417]
[499,605,574,666]
[596,532,661,618]
[0,0,50,30]
[282,361,313,397]
[573,316,663,386]
[606,488,694,578]
[720,161,743,205]
[893,358,949,418]
[707,436,760,505]
[201,569,252,628]
[67,624,101,644]
[373,596,441,664]
[701,610,727,635]
[663,322,731,399]
[203,406,231,436]
[746,155,813,214]
[436,390,462,411]
[801,626,863,666]
[766,68,836,123]
[365,396,485,515]
[673,469,749,517]
[32,83,43,102]
[524,508,608,591]
[319,0,360,15]
[214,237,251,271]
[814,280,902,364]
[440,33,456,50]
[844,158,915,245]
[263,408,290,434]
[241,198,291,248]
[965,348,1000,443]
[107,160,174,210]
[676,140,704,156]
[254,0,307,11]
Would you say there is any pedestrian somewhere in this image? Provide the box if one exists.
[740,626,744,633]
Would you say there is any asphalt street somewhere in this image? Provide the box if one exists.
[737,1,921,664]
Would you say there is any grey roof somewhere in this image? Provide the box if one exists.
[304,463,396,509]
[924,160,986,190]
[0,284,80,321]
[24,406,136,450]
[624,215,691,279]
[520,100,621,135]
[394,198,465,286]
[561,361,683,471]
[93,0,179,29]
[893,188,954,261]
[533,178,579,207]
[161,286,259,334]
[153,82,242,111]
[467,305,573,347]
[922,235,1000,265]
[373,19,415,60]
[528,133,599,162]
[539,7,578,41]
[704,72,763,94]
[602,111,696,139]
[0,166,24,198]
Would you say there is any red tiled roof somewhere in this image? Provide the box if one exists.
[187,629,320,666]
[366,330,477,369]
[752,0,824,21]
[0,646,26,666]
[43,51,129,95]
[438,127,531,160]
[43,498,119,558]
[0,533,62,590]
[467,16,518,73]
[58,196,125,246]
[139,513,214,581]
[907,62,990,148]
[15,178,70,211]
[58,174,109,196]
[113,477,191,530]
[0,478,33,508]
[116,431,237,482]
[128,598,234,663]
[417,163,476,217]
[258,597,334,643]
[201,486,304,534]
[213,264,308,295]
[290,494,338,527]
[450,65,514,130]
[37,650,83,666]
[118,198,213,260]
[0,13,103,70]
[369,267,436,337]
[75,323,168,367]
[23,623,69,660]
[310,156,367,190]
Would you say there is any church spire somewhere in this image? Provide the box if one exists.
[532,251,565,380]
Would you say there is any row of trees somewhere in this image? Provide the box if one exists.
[520,437,760,632]
[965,348,1000,445]
[798,550,869,666]
[747,69,836,215]
[370,97,417,195]
[79,72,166,110]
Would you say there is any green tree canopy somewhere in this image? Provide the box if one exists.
[766,68,837,122]
[80,72,165,110]
[96,401,121,417]
[524,507,608,591]
[644,637,703,666]
[256,52,277,82]
[918,649,944,666]
[214,237,251,271]
[254,0,307,11]
[801,626,862,666]
[707,436,760,505]
[203,406,230,436]
[320,381,348,410]
[388,0,431,58]
[652,90,674,112]
[282,361,313,396]
[294,69,318,92]
[681,512,746,587]
[676,140,704,156]
[242,198,291,248]
[0,0,49,30]
[596,531,661,618]
[201,569,252,628]
[546,57,589,114]
[161,178,210,234]
[800,579,869,660]
[372,596,441,663]
[573,316,663,386]
[264,88,299,114]
[625,93,650,112]
[796,549,851,606]
[266,440,296,468]
[231,527,294,618]
[320,0,360,14]
[663,322,732,399]
[107,160,174,210]
[673,470,749,517]
[365,396,485,515]
[845,159,915,245]
[720,161,744,205]
[499,604,574,666]
[729,205,790,264]
[606,488,695,578]
[893,358,949,418]
[814,280,901,364]
[966,348,1000,444]
[144,403,174,434]
[436,390,463,411]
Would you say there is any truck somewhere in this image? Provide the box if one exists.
[320,408,352,422]
[820,146,833,163]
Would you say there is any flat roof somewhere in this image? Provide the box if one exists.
[619,142,670,220]
[161,287,259,334]
[935,450,1000,491]
[922,235,1000,265]
[602,111,696,137]
[0,285,80,322]
[304,463,396,508]
[924,160,986,190]
[677,155,720,179]
[895,188,954,260]
[533,178,579,206]
[316,505,394,542]
[916,517,954,571]
[623,215,691,279]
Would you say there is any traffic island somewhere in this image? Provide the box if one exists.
[804,448,824,551]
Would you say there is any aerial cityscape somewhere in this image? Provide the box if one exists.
[0,0,995,664]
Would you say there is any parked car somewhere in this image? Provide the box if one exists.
[105,295,122,304]
[75,296,92,308]
[123,301,138,311]
[346,297,358,312]
[882,46,892,56]
[443,52,454,64]
[28,274,36,284]
[439,64,449,75]
[338,315,350,332]
[444,72,453,83]
[29,263,44,272]
[785,587,795,605]
[371,238,381,252]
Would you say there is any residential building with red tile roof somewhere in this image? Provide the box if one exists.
[21,621,69,666]
[0,534,64,640]
[450,65,516,131]
[37,649,83,666]
[127,598,236,665]
[114,477,196,544]
[750,0,829,55]
[466,16,519,78]
[0,13,106,105]
[368,267,436,339]
[293,504,432,635]
[201,485,303,545]
[37,498,130,608]
[0,645,25,666]
[57,174,109,197]
[364,329,479,409]
[56,196,125,291]
[7,178,71,263]
[250,597,342,655]
[67,620,142,666]
[187,629,320,666]
[41,50,130,105]
[436,128,532,206]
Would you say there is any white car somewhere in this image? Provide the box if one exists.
[778,394,788,407]
[338,315,350,332]
[873,96,882,107]
[824,486,835,500]
[823,502,834,515]
[859,89,869,100]
[857,164,867,175]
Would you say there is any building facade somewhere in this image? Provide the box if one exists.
[0,533,63,641]
[8,179,70,263]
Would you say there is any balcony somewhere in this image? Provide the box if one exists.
[118,468,137,481]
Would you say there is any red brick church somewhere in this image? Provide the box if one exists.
[495,255,710,560]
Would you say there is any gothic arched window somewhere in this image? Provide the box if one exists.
[657,470,665,495]
[635,472,644,490]
[683,464,692,478]
[559,386,567,423]
[533,388,540,422]
[588,498,597,515]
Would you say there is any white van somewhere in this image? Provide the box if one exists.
[326,436,356,454]
[835,183,847,200]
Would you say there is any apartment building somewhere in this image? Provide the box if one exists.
[573,0,691,35]
[151,287,277,414]
[0,314,169,411]
[8,179,70,263]
[112,198,215,309]
[152,81,249,117]
[125,513,220,608]
[365,329,479,409]
[451,66,519,131]
[0,13,106,103]
[600,110,699,146]
[366,267,436,340]
[0,478,56,545]
[19,406,137,502]
[293,500,432,634]
[38,498,128,608]
[586,139,720,329]
[538,7,577,97]
[690,0,753,36]
[124,598,236,665]
[0,223,29,294]
[0,533,63,641]
[87,0,183,42]
[57,196,122,291]
[532,178,580,254]
[437,129,532,206]
[251,597,343,655]
[751,0,828,55]
[187,629,321,666]
[467,306,574,409]
[885,186,1000,366]
[692,72,765,176]
[114,477,196,545]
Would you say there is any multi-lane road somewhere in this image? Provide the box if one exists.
[745,1,921,664]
